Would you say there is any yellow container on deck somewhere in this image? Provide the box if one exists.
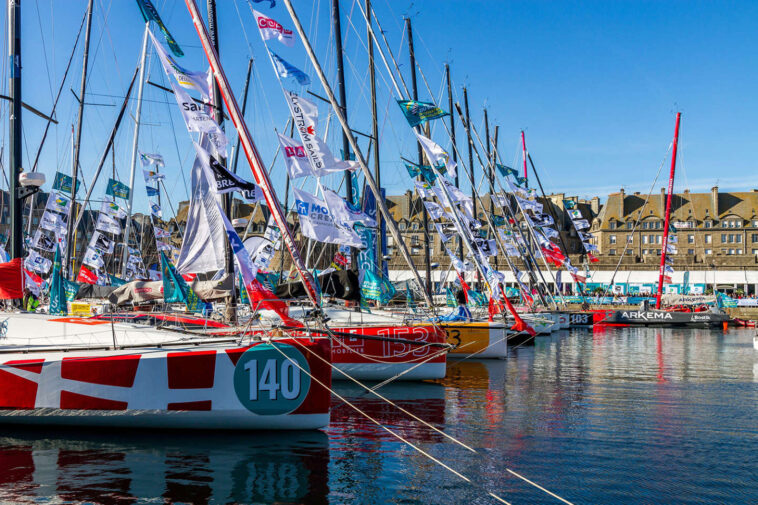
[67,302,92,317]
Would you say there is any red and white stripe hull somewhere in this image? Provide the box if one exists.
[0,315,331,430]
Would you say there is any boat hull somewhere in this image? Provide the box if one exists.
[440,322,508,359]
[593,309,730,327]
[0,335,332,430]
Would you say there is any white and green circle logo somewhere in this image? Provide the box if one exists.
[233,343,311,415]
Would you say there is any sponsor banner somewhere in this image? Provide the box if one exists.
[293,188,363,248]
[251,8,294,46]
[106,178,130,200]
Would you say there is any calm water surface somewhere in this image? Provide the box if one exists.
[1,327,756,504]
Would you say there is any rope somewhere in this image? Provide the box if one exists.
[266,337,513,505]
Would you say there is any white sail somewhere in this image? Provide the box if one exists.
[175,137,226,275]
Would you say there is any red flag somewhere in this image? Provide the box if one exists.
[24,269,43,286]
[541,243,566,267]
[246,278,302,328]
[503,295,536,336]
[587,252,600,263]
[456,273,470,303]
[76,265,98,284]
[570,272,587,283]
[488,295,506,322]
[0,258,24,299]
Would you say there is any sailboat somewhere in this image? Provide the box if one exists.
[0,0,333,430]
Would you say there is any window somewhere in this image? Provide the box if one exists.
[656,221,663,229]
[656,249,661,255]
[705,220,712,228]
[722,234,727,243]
[399,223,406,231]
[627,235,633,243]
[657,235,662,244]
[626,221,633,229]
[609,249,616,255]
[688,234,695,244]
[752,234,758,243]
[609,235,616,244]
[737,234,743,243]
[642,221,648,230]
[728,249,736,255]
[687,249,695,255]
[642,249,649,255]
[753,220,758,228]
[610,221,617,230]
[411,235,420,246]
[643,236,649,244]
[705,248,712,255]
[753,249,758,255]
[687,220,694,227]
[728,234,735,243]
[706,234,712,244]
[626,249,633,255]
[411,222,419,231]
[737,249,743,254]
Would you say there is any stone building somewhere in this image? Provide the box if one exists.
[590,186,758,270]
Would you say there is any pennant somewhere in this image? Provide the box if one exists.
[106,178,130,200]
[0,258,24,299]
[496,164,518,178]
[269,50,310,85]
[322,188,377,228]
[136,0,183,57]
[154,226,171,239]
[404,160,437,184]
[251,8,294,46]
[503,295,536,336]
[412,131,450,173]
[396,100,448,128]
[39,210,68,234]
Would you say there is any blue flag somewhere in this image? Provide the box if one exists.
[496,164,517,178]
[269,50,310,86]
[251,0,276,7]
[396,100,448,128]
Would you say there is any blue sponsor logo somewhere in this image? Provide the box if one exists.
[296,199,309,216]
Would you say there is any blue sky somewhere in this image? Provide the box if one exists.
[4,0,758,219]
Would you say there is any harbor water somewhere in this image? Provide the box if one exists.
[0,327,756,504]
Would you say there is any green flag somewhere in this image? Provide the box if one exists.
[49,246,67,315]
[160,252,207,313]
[135,0,184,57]
[397,100,448,128]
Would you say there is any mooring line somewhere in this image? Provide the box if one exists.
[267,340,514,505]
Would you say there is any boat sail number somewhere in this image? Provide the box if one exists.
[233,343,311,415]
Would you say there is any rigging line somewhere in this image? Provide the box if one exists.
[233,0,254,58]
[33,0,55,105]
[600,143,671,298]
[157,68,190,201]
[295,331,474,452]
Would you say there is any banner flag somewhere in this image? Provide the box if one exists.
[106,178,130,200]
[194,142,264,202]
[396,99,448,128]
[251,8,294,46]
[52,172,78,195]
[293,188,363,248]
[49,246,67,315]
[136,0,183,56]
[32,230,56,252]
[322,187,376,228]
[277,133,312,179]
[44,191,72,215]
[0,258,24,299]
[25,250,52,274]
[269,50,310,85]
[139,152,165,168]
[96,213,122,235]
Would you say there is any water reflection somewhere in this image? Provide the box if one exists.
[0,429,329,504]
[0,328,755,504]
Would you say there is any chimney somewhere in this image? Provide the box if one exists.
[711,186,719,217]
[661,187,666,214]
[591,196,600,215]
[618,188,625,218]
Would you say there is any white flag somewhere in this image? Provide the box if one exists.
[139,151,165,168]
[322,188,377,228]
[96,213,122,235]
[39,210,67,234]
[413,131,450,171]
[414,180,434,200]
[573,219,590,230]
[83,246,105,269]
[282,90,359,177]
[90,231,115,254]
[150,30,228,153]
[32,230,56,252]
[423,200,451,221]
[251,8,295,46]
[25,250,52,274]
[148,31,210,99]
[293,188,363,248]
[277,133,313,179]
[154,226,171,239]
[100,198,127,219]
[435,222,452,243]
[445,247,473,273]
[44,191,72,215]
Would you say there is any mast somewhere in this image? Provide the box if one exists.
[206,0,237,321]
[120,22,150,277]
[231,58,254,175]
[406,17,431,296]
[8,0,21,259]
[655,112,681,309]
[65,0,93,276]
[282,0,436,308]
[445,63,462,261]
[184,0,321,309]
[462,87,479,285]
[521,130,528,188]
[367,0,382,268]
